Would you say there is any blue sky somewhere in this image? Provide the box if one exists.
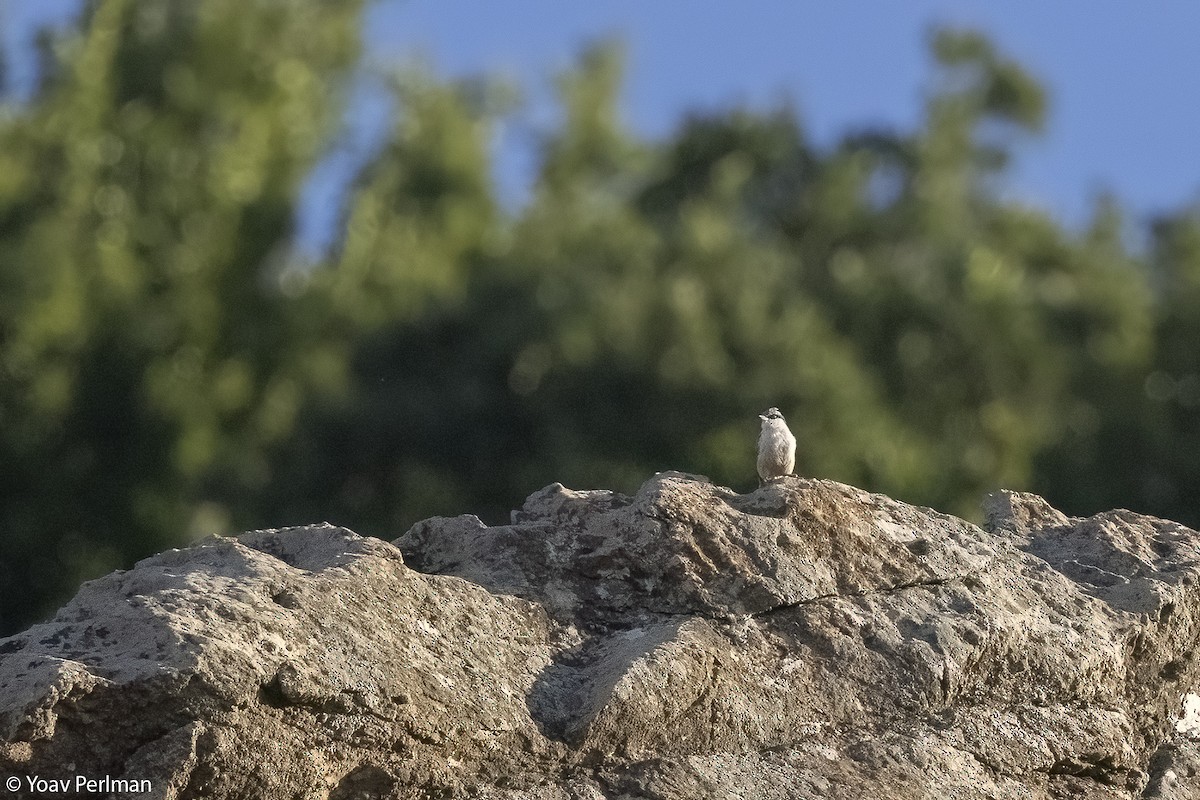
[6,0,1200,253]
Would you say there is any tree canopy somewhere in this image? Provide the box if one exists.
[2,1,1198,634]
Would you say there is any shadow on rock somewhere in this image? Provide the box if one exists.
[526,619,687,747]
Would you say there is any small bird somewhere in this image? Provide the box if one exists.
[757,407,796,485]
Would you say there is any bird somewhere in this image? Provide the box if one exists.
[757,407,796,485]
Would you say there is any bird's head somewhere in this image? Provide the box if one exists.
[759,407,785,423]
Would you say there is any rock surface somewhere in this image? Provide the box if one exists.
[3,473,1200,798]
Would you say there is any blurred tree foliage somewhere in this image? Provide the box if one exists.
[0,0,363,631]
[2,4,1199,634]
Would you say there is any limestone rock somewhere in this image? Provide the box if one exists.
[2,474,1200,798]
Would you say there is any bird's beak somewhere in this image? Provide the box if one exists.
[758,415,767,421]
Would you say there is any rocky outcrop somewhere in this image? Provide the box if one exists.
[2,473,1200,798]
